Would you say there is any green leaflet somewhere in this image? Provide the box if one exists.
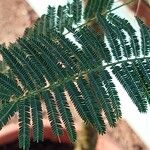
[0,87,10,103]
[101,70,121,119]
[84,0,114,19]
[74,27,103,65]
[108,13,140,57]
[54,86,76,142]
[18,100,30,150]
[30,96,43,142]
[0,46,35,90]
[0,60,8,74]
[97,14,122,61]
[0,73,22,96]
[136,17,150,56]
[72,0,82,23]
[134,60,150,104]
[112,63,148,112]
[11,45,46,88]
[47,6,56,30]
[0,0,150,149]
[79,26,112,63]
[65,81,89,122]
[77,76,106,133]
[110,23,132,58]
[0,102,17,129]
[41,90,63,136]
[88,72,116,127]
[57,5,67,33]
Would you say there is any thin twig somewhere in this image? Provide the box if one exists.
[135,0,142,16]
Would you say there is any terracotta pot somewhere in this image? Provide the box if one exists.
[96,135,123,150]
[123,0,150,26]
[0,119,123,150]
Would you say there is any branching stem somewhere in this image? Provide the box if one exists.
[64,0,136,36]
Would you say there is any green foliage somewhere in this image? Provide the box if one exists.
[18,100,30,150]
[41,91,63,136]
[30,96,43,142]
[0,102,17,129]
[84,0,114,19]
[0,0,150,149]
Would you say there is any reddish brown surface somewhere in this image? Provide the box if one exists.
[96,135,123,150]
[0,0,37,45]
[0,120,124,150]
[123,0,150,27]
[106,120,149,150]
[0,120,70,145]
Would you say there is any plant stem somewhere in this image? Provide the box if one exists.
[74,123,98,150]
[104,0,136,14]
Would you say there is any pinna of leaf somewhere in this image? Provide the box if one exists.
[0,0,150,149]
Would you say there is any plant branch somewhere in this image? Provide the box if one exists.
[12,55,150,105]
[64,0,136,36]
